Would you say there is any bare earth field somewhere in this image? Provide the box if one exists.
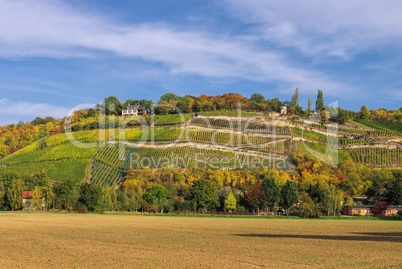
[0,213,401,268]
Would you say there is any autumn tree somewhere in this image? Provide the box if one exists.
[245,182,267,215]
[320,109,330,125]
[224,191,237,212]
[359,106,371,119]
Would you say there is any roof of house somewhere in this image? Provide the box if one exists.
[22,191,42,199]
[22,191,34,199]
[124,104,143,111]
[346,205,374,208]
[387,205,402,209]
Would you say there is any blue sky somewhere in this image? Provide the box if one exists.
[0,0,402,124]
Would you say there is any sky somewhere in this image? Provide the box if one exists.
[0,0,402,125]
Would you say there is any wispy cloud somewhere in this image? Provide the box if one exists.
[0,0,354,97]
[0,98,70,124]
[224,0,402,59]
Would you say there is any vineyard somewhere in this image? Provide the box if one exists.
[189,117,291,135]
[346,147,402,167]
[1,112,401,186]
[354,119,402,134]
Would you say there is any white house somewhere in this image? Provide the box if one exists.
[122,104,146,117]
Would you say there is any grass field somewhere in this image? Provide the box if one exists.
[0,213,401,268]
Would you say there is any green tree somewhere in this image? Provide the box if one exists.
[262,178,280,212]
[306,98,312,115]
[104,96,123,116]
[78,183,103,212]
[160,93,180,102]
[224,191,237,212]
[8,179,24,211]
[280,181,299,215]
[101,185,119,211]
[187,179,219,212]
[0,182,5,208]
[43,181,54,210]
[53,179,80,211]
[299,193,320,218]
[337,108,349,124]
[291,88,303,115]
[321,187,344,216]
[32,186,42,210]
[143,184,168,213]
[386,180,402,205]
[315,90,324,112]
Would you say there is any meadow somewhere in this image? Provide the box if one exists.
[0,213,401,268]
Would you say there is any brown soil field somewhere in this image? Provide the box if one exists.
[0,213,401,268]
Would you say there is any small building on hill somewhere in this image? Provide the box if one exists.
[122,104,146,117]
[22,191,45,210]
[280,106,287,115]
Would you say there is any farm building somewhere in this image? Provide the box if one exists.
[122,104,146,117]
[343,204,402,216]
[344,205,373,216]
[22,191,45,210]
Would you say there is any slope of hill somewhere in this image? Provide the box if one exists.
[1,114,401,187]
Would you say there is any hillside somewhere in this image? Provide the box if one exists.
[1,113,401,187]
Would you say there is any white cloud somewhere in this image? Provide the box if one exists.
[0,0,355,97]
[0,99,70,124]
[224,0,402,58]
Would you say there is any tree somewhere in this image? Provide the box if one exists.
[337,108,349,124]
[359,106,371,120]
[245,182,267,215]
[143,184,168,213]
[291,88,302,115]
[386,180,402,205]
[315,90,324,112]
[280,181,299,215]
[8,179,24,211]
[224,191,237,212]
[43,181,54,211]
[104,96,123,116]
[32,186,42,210]
[321,187,343,216]
[0,181,5,208]
[78,183,103,212]
[53,179,80,211]
[187,179,219,212]
[306,98,312,115]
[320,109,329,125]
[299,193,320,218]
[262,178,280,212]
[160,93,180,103]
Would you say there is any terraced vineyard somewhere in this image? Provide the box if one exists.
[1,114,401,185]
[346,147,402,167]
[189,117,291,135]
